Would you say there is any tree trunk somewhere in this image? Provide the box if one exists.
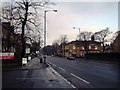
[102,43,105,53]
[20,2,28,66]
[84,41,88,54]
[7,34,10,52]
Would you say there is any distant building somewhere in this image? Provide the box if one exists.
[56,35,102,57]
[57,41,102,58]
[63,40,102,57]
[112,33,120,53]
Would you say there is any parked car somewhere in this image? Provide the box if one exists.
[67,55,75,60]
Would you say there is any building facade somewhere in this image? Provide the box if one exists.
[58,40,102,57]
[112,33,120,53]
[1,22,22,53]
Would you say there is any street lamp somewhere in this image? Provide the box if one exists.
[44,10,57,64]
[73,27,80,40]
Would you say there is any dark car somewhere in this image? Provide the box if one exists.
[67,55,75,60]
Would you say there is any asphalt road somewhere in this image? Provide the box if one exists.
[47,56,119,88]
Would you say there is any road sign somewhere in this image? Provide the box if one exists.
[22,58,27,65]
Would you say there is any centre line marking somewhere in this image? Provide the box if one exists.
[59,67,66,71]
[70,73,89,84]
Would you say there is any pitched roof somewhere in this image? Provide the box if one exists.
[66,40,101,46]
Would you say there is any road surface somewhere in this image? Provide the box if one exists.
[47,56,119,88]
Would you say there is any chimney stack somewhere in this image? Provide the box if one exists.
[91,35,94,41]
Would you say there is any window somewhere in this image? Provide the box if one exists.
[73,45,76,49]
[89,45,91,49]
[69,50,72,52]
[82,46,84,50]
[95,46,98,50]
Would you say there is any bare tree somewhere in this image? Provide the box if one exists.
[94,27,111,53]
[2,0,54,65]
[52,39,60,46]
[52,38,64,56]
[60,35,68,44]
[77,31,93,41]
[59,35,68,57]
[51,40,59,56]
[52,35,68,57]
[76,31,93,54]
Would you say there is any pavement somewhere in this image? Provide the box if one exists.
[2,57,74,89]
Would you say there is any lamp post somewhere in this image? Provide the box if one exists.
[73,27,80,41]
[44,10,57,64]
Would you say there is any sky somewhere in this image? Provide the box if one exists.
[45,1,118,45]
[0,0,119,45]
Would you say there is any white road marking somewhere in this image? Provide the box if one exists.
[49,67,76,88]
[94,65,110,70]
[53,64,56,66]
[59,67,66,71]
[48,61,52,65]
[71,84,77,88]
[49,67,61,77]
[63,78,76,88]
[70,73,89,84]
[64,78,71,84]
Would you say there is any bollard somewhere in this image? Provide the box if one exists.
[43,55,47,64]
[40,58,43,63]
